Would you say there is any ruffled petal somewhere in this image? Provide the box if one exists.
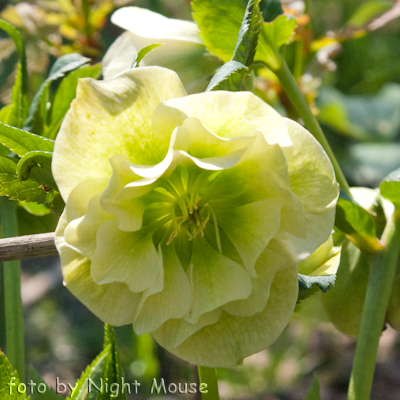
[134,244,192,335]
[53,67,187,201]
[284,118,339,260]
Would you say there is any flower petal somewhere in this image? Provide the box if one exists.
[284,118,339,260]
[185,236,252,323]
[134,244,192,335]
[157,91,292,146]
[53,67,187,201]
[91,220,160,292]
[216,198,283,278]
[159,243,298,367]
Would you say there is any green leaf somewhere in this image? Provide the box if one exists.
[297,273,336,303]
[260,0,283,22]
[0,156,49,203]
[192,0,247,62]
[257,14,296,70]
[0,121,54,156]
[24,54,91,135]
[132,44,164,68]
[206,61,248,91]
[335,192,383,253]
[28,365,64,400]
[303,373,321,400]
[47,64,102,140]
[68,324,127,400]
[232,0,263,67]
[347,0,393,28]
[0,350,27,400]
[16,151,57,190]
[380,167,400,208]
[0,19,29,128]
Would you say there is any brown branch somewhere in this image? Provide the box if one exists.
[0,232,57,262]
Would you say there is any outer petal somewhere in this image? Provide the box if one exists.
[154,241,298,367]
[285,118,339,260]
[52,67,187,201]
[155,91,292,147]
[102,8,222,94]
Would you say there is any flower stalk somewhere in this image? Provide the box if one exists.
[348,215,400,400]
[198,366,220,400]
[0,197,25,381]
[272,59,351,196]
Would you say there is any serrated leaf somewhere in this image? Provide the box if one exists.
[380,167,400,208]
[0,156,49,203]
[0,121,54,156]
[192,0,247,62]
[0,350,27,400]
[303,373,321,400]
[298,273,336,303]
[257,14,296,70]
[17,151,57,190]
[0,19,29,128]
[24,54,91,135]
[132,44,164,68]
[206,61,248,91]
[260,0,283,22]
[335,192,383,252]
[232,0,263,67]
[28,365,64,400]
[47,64,102,140]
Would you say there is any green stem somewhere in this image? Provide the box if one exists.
[198,366,220,400]
[273,60,351,196]
[348,216,400,400]
[0,197,25,381]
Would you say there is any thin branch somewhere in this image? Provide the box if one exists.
[0,232,57,262]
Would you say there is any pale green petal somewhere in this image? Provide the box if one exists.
[222,278,270,317]
[103,7,222,94]
[91,220,160,292]
[152,309,222,349]
[64,193,114,258]
[61,247,140,326]
[185,237,252,323]
[285,118,339,259]
[162,251,298,367]
[134,244,192,335]
[216,199,283,278]
[111,7,203,43]
[53,67,187,201]
[157,91,292,146]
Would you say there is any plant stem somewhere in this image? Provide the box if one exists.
[0,197,25,381]
[273,60,351,196]
[198,366,220,400]
[348,216,400,400]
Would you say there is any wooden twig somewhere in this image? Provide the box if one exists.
[0,232,57,262]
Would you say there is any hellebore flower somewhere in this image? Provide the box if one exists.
[102,7,223,94]
[53,67,339,367]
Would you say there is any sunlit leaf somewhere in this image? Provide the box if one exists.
[192,0,246,62]
[24,53,91,135]
[380,167,400,208]
[206,61,248,91]
[0,350,27,400]
[132,44,164,68]
[0,121,54,156]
